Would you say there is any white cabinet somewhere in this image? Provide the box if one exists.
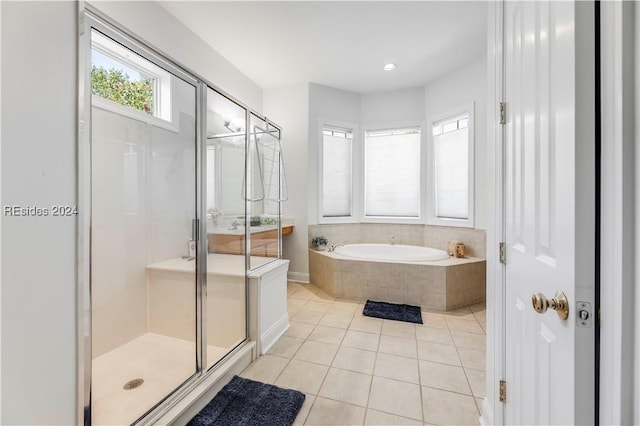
[248,259,290,355]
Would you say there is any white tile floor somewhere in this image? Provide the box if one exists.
[240,282,486,426]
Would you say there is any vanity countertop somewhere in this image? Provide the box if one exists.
[208,224,294,236]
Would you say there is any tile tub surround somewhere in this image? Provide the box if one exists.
[309,224,487,258]
[309,250,485,311]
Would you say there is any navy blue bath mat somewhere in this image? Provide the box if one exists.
[363,300,423,324]
[187,375,305,426]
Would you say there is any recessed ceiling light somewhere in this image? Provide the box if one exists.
[383,63,397,71]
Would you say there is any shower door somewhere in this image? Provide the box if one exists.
[86,21,200,425]
[204,88,249,369]
[248,113,286,271]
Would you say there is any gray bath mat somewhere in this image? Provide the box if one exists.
[363,300,423,324]
[187,375,305,426]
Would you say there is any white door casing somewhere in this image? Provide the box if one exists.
[503,1,595,425]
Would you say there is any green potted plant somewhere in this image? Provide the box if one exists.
[311,236,328,250]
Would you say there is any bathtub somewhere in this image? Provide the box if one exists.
[334,243,449,262]
[309,245,486,311]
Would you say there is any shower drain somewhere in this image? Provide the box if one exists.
[123,378,144,390]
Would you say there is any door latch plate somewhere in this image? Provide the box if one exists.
[576,301,592,328]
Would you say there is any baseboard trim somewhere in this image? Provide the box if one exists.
[479,397,493,426]
[287,271,310,283]
[260,314,289,355]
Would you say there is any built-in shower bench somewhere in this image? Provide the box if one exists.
[146,254,290,356]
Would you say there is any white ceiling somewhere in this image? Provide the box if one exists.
[160,1,487,94]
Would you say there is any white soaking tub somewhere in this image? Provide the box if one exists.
[333,243,450,262]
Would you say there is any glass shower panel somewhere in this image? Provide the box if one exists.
[249,114,283,270]
[90,30,198,425]
[205,88,247,369]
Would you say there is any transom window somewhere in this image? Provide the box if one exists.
[91,30,171,122]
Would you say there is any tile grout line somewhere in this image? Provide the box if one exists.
[448,310,484,418]
[284,282,317,426]
[362,317,381,426]
[302,291,356,425]
[299,296,333,425]
[415,317,426,424]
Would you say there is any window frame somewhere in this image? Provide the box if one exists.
[90,30,176,131]
[360,120,425,224]
[427,102,475,228]
[318,119,360,224]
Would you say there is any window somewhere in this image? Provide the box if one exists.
[91,30,171,122]
[364,127,421,218]
[429,105,474,227]
[321,126,353,219]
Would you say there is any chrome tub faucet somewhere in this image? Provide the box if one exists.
[328,243,344,252]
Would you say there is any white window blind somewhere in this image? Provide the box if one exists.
[322,128,352,217]
[364,128,420,217]
[433,115,469,219]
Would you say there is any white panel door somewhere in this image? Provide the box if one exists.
[504,1,594,424]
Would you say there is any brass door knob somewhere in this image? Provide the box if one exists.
[531,291,569,320]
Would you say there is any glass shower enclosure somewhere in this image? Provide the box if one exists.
[79,9,287,425]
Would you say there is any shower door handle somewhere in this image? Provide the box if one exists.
[192,219,199,241]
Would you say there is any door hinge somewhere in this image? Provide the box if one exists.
[598,307,601,328]
[499,380,507,403]
[499,242,506,264]
[499,102,506,124]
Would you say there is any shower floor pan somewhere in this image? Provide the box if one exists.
[92,333,229,426]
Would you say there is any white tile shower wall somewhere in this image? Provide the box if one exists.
[308,224,486,259]
[92,108,150,357]
[92,78,197,357]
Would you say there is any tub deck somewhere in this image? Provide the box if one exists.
[309,249,486,311]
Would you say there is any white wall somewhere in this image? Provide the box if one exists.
[90,1,263,112]
[425,55,487,230]
[636,5,640,424]
[361,87,425,124]
[263,85,310,281]
[1,2,77,424]
[1,2,4,420]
